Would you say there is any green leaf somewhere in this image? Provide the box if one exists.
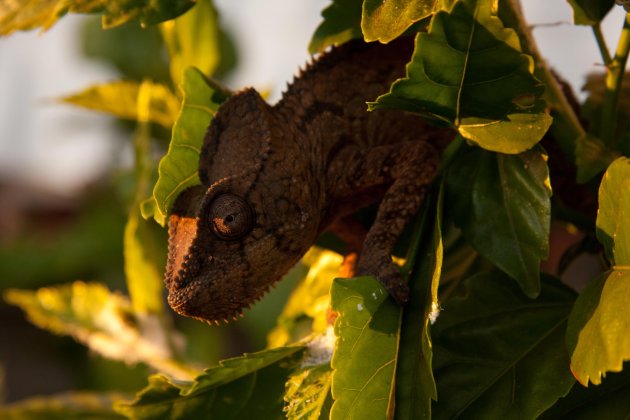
[330,276,400,419]
[432,272,576,419]
[362,0,439,43]
[567,0,615,25]
[3,282,195,380]
[284,363,333,420]
[0,392,127,420]
[309,0,363,53]
[395,187,443,419]
[539,364,630,419]
[116,346,305,419]
[371,0,550,153]
[445,145,551,298]
[566,157,630,385]
[267,247,343,348]
[595,157,630,263]
[141,67,228,226]
[566,271,630,386]
[0,0,195,36]
[160,0,223,85]
[60,81,180,128]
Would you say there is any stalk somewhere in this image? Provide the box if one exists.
[600,13,630,148]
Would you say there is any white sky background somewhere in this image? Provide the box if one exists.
[0,1,627,195]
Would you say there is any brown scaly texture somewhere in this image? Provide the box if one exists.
[165,38,453,324]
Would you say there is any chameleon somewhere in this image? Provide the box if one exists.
[165,37,451,324]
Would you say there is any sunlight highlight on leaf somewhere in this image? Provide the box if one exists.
[3,282,194,380]
[60,81,180,128]
[362,0,439,43]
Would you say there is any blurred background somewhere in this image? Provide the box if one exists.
[0,0,627,404]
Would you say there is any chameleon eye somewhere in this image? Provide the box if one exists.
[208,193,254,240]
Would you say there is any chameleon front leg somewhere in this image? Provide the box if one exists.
[337,141,440,304]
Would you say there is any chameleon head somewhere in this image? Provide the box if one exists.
[164,89,318,324]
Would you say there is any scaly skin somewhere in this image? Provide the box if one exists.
[165,38,452,324]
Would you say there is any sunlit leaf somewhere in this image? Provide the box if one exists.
[432,272,576,419]
[267,247,343,348]
[567,271,630,386]
[445,145,551,298]
[362,0,439,43]
[284,363,333,420]
[141,67,229,226]
[330,276,400,419]
[539,364,630,419]
[567,0,615,25]
[0,0,195,36]
[0,392,126,420]
[3,282,195,380]
[371,0,550,153]
[309,0,363,53]
[395,188,443,420]
[61,81,179,128]
[116,346,305,419]
[124,89,167,316]
[567,157,630,386]
[595,157,630,263]
[160,0,223,85]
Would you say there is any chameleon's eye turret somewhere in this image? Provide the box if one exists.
[208,193,255,240]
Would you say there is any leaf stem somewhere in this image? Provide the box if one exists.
[501,0,586,159]
[600,13,630,148]
[592,23,612,65]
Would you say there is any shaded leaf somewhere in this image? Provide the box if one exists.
[160,0,225,85]
[575,134,618,183]
[116,346,305,419]
[3,282,194,380]
[595,157,630,263]
[309,0,363,53]
[432,272,576,419]
[362,0,439,43]
[568,0,615,25]
[284,363,333,420]
[268,247,343,348]
[540,363,630,419]
[445,145,551,298]
[330,276,400,419]
[395,187,443,419]
[0,392,127,420]
[0,0,195,36]
[141,67,229,226]
[371,0,550,153]
[61,81,179,128]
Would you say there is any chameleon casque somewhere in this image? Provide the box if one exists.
[165,37,451,324]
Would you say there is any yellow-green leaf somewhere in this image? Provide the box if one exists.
[285,363,333,420]
[141,67,228,226]
[0,0,195,36]
[160,0,222,85]
[0,392,127,420]
[61,81,180,128]
[309,0,363,53]
[3,282,195,380]
[362,0,440,43]
[268,247,343,348]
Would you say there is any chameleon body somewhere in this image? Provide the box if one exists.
[165,38,450,323]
